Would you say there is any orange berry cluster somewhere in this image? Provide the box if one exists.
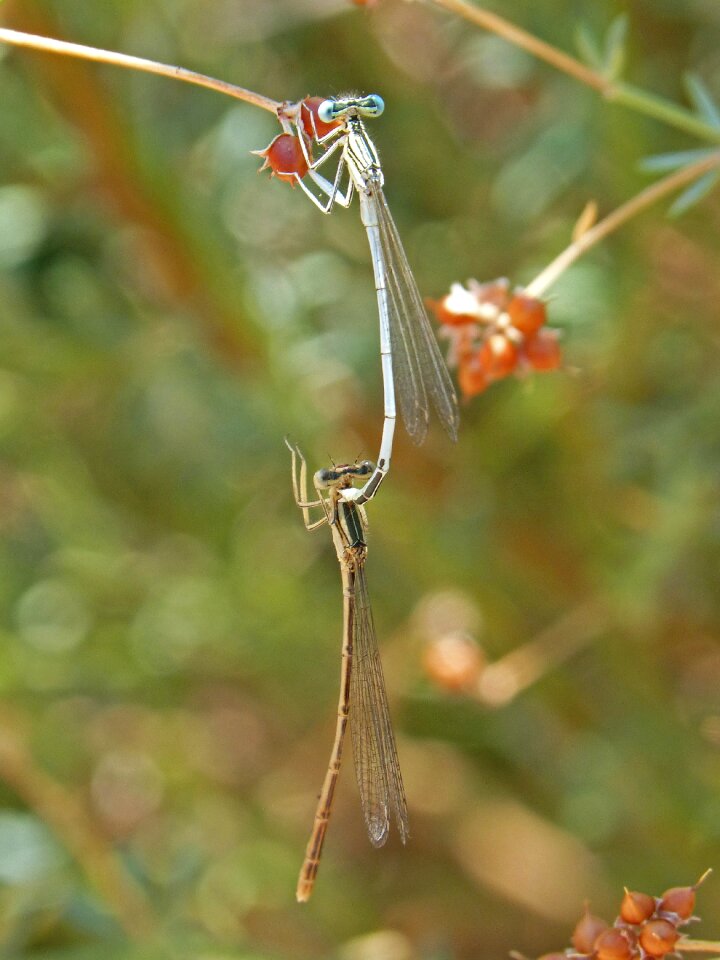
[428,278,562,400]
[539,877,709,960]
[254,97,341,184]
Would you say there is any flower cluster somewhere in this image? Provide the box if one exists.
[254,97,338,184]
[539,876,711,960]
[428,278,562,400]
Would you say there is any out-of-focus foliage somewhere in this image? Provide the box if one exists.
[1,0,720,957]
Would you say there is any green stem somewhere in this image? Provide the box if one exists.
[424,0,720,145]
[608,81,720,145]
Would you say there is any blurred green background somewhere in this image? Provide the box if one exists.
[1,0,720,957]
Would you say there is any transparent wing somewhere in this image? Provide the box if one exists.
[374,188,459,444]
[349,564,409,847]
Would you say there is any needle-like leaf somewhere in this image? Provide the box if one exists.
[684,73,720,129]
[668,169,720,217]
[638,147,719,174]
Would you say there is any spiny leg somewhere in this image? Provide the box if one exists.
[291,123,353,212]
[284,438,328,531]
[291,155,353,213]
[307,164,354,209]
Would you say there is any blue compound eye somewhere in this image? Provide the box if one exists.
[318,99,336,124]
[365,94,384,117]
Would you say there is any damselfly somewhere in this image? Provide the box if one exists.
[274,95,459,505]
[285,438,409,902]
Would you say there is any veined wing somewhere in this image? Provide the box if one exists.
[375,187,459,445]
[349,563,409,847]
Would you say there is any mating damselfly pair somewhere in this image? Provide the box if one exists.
[265,95,458,900]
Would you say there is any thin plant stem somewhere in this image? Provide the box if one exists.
[0,27,281,114]
[524,151,720,299]
[681,942,720,954]
[424,0,605,91]
[476,599,606,707]
[609,80,720,146]
[0,713,158,941]
[423,0,720,146]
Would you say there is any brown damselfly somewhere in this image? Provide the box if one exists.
[286,439,409,902]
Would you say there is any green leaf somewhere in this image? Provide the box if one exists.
[638,147,718,173]
[575,23,604,70]
[603,14,629,81]
[684,73,720,128]
[668,169,720,216]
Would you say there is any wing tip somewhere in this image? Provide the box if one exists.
[444,417,459,443]
[368,817,390,848]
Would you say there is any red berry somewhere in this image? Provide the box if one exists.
[300,96,342,140]
[479,333,518,379]
[639,919,680,956]
[522,329,561,372]
[422,635,484,693]
[468,277,511,311]
[658,885,695,920]
[506,293,547,336]
[458,357,490,399]
[427,296,479,327]
[428,283,486,326]
[594,928,635,960]
[620,889,656,925]
[572,904,608,953]
[254,133,308,183]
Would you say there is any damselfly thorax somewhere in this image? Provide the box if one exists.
[342,114,384,193]
[315,461,371,563]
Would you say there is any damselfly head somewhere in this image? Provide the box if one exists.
[314,467,342,489]
[318,94,385,124]
[314,460,377,489]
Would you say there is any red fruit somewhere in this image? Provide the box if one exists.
[254,133,308,183]
[458,357,490,399]
[506,293,547,336]
[522,329,562,372]
[572,904,608,953]
[620,889,656,925]
[428,283,486,326]
[594,928,635,960]
[428,296,479,327]
[300,96,342,141]
[479,333,518,379]
[468,277,511,311]
[658,885,695,920]
[422,634,484,693]
[639,919,680,956]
